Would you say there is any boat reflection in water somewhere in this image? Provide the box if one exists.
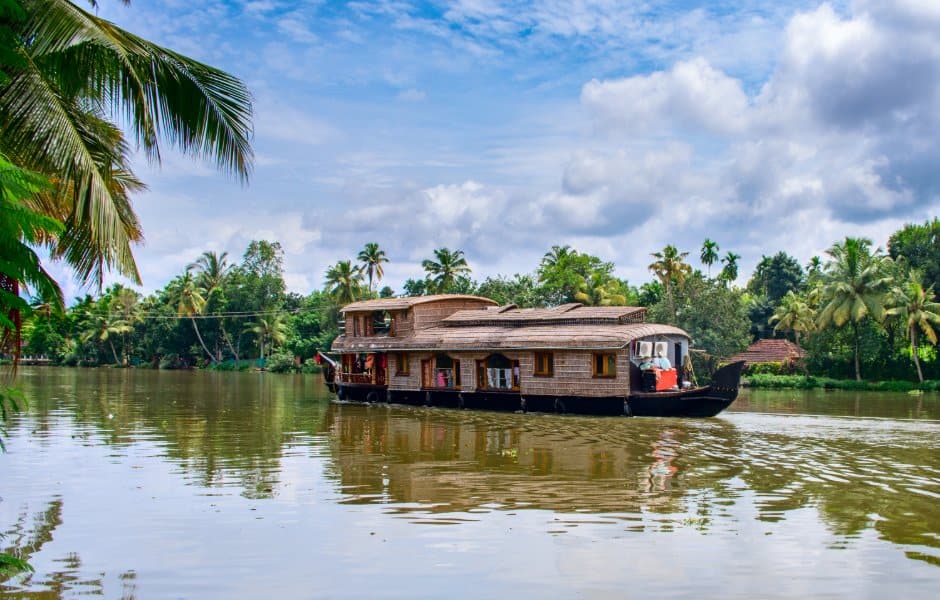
[324,402,745,517]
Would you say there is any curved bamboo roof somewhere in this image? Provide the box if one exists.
[340,295,497,313]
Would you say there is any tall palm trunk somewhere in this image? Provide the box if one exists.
[666,283,677,323]
[191,318,215,363]
[220,324,239,361]
[108,339,120,365]
[911,327,924,384]
[853,322,861,381]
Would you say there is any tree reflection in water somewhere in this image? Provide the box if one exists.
[0,498,138,598]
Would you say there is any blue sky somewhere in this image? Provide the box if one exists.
[68,0,940,298]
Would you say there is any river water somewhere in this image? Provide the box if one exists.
[1,367,938,598]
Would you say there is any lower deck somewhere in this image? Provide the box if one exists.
[335,382,733,418]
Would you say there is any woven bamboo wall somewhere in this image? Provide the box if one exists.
[393,309,413,337]
[412,299,493,330]
[388,352,422,390]
[519,350,630,397]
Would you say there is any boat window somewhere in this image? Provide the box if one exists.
[476,354,520,390]
[534,352,554,376]
[395,352,409,375]
[593,353,617,378]
[424,354,460,388]
[372,311,391,335]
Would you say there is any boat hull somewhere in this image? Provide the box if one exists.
[333,361,745,418]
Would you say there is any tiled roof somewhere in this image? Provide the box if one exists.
[727,339,806,365]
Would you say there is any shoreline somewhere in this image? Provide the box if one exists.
[742,373,939,392]
[10,363,938,393]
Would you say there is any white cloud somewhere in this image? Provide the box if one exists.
[582,58,751,136]
[562,1,940,279]
[277,12,319,44]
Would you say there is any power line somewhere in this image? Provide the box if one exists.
[134,304,337,320]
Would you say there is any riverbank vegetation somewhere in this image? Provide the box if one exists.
[11,219,940,390]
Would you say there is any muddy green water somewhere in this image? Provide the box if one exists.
[1,368,938,598]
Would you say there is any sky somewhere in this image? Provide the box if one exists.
[65,0,940,298]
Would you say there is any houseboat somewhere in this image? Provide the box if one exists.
[323,295,743,417]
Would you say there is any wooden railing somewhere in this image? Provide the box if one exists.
[339,371,387,386]
[340,372,373,384]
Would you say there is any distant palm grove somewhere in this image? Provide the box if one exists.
[12,219,940,383]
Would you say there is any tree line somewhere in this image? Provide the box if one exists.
[21,218,937,383]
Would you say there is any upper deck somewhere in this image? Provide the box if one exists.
[333,296,687,352]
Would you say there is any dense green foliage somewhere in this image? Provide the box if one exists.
[888,218,940,293]
[20,241,339,371]
[13,223,940,385]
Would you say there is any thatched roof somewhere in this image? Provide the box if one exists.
[340,295,497,313]
[727,339,806,365]
[333,322,688,352]
[442,304,647,326]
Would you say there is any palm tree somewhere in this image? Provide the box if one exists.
[816,237,892,381]
[188,251,233,297]
[324,260,364,305]
[540,245,574,269]
[719,251,741,283]
[648,245,691,321]
[422,248,471,294]
[109,284,140,364]
[806,256,822,276]
[357,243,389,294]
[79,302,130,365]
[769,291,816,346]
[244,312,289,362]
[887,271,940,383]
[170,272,215,363]
[574,272,627,306]
[0,0,253,286]
[700,239,720,277]
[187,251,236,360]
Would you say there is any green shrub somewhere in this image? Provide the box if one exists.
[300,359,322,374]
[206,359,251,372]
[743,374,817,389]
[266,351,297,373]
[159,355,183,370]
[746,361,788,376]
[744,374,928,391]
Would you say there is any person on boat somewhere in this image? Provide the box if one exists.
[652,351,671,370]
